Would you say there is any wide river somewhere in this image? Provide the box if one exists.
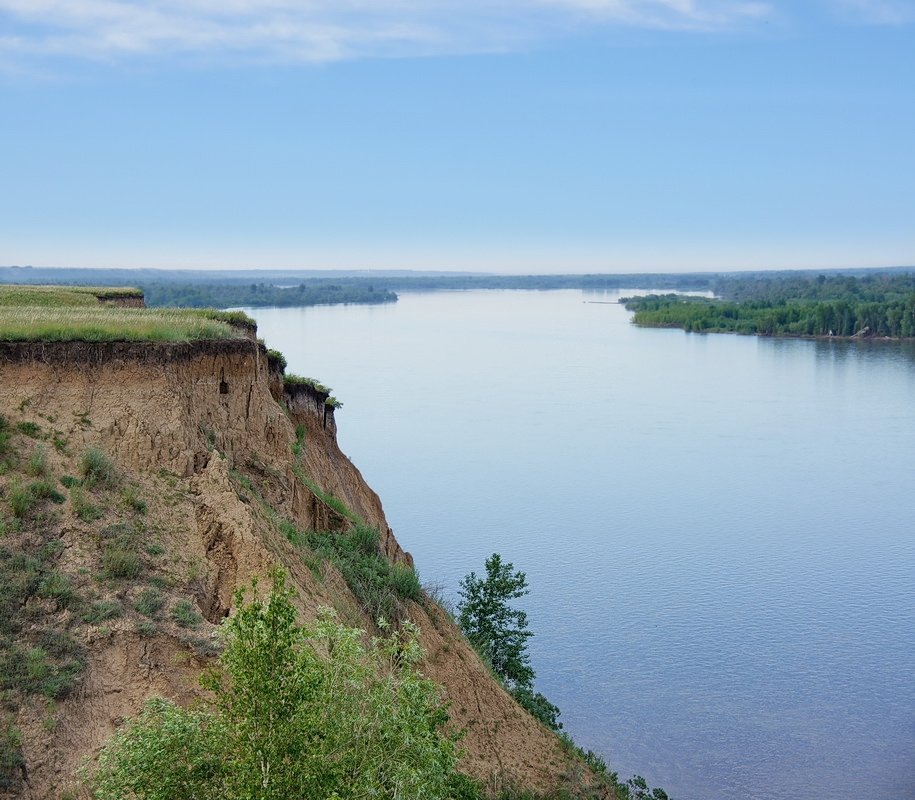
[245,289,915,800]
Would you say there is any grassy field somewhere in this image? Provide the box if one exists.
[0,285,144,307]
[0,285,251,342]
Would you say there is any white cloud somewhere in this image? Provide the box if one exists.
[0,0,775,65]
[832,0,915,24]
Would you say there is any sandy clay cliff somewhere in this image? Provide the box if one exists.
[0,333,606,799]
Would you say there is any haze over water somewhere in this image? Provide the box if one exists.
[248,289,915,800]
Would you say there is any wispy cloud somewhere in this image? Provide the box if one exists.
[832,0,915,24]
[0,0,774,66]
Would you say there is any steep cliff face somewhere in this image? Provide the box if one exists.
[0,339,589,799]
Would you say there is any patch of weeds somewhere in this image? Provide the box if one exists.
[15,421,42,439]
[70,486,102,522]
[295,467,361,523]
[29,478,65,504]
[0,718,24,791]
[291,423,306,459]
[8,483,33,519]
[171,599,202,629]
[82,599,123,624]
[133,587,164,617]
[145,543,164,557]
[51,431,69,455]
[279,518,308,547]
[266,348,287,371]
[183,633,221,658]
[101,545,141,580]
[121,484,147,514]
[80,447,118,489]
[135,620,157,637]
[37,572,75,609]
[0,417,12,464]
[73,411,92,429]
[0,642,84,699]
[59,475,80,488]
[304,525,422,625]
[16,398,31,413]
[25,444,49,477]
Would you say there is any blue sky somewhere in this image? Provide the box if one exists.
[1,1,913,273]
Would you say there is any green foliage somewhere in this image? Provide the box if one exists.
[510,686,562,732]
[25,444,49,477]
[134,588,165,617]
[283,373,331,394]
[291,423,306,459]
[90,575,461,800]
[458,553,535,693]
[0,306,248,343]
[102,545,141,580]
[626,272,915,339]
[70,486,102,521]
[142,280,398,311]
[8,482,34,519]
[0,718,24,791]
[82,599,124,624]
[80,448,119,489]
[302,525,422,624]
[37,572,75,609]
[265,348,287,371]
[171,599,202,629]
[28,478,65,504]
[15,421,42,438]
[60,474,80,488]
[0,642,84,699]
[121,484,148,514]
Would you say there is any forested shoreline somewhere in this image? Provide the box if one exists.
[626,272,915,338]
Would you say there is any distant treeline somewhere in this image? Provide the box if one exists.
[626,272,915,338]
[143,281,397,309]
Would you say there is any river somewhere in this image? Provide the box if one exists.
[244,289,915,800]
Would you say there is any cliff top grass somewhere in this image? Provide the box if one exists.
[0,284,253,342]
[0,285,143,307]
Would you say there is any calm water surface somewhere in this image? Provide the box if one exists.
[247,290,915,800]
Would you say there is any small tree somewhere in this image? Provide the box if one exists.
[91,573,463,800]
[457,553,534,692]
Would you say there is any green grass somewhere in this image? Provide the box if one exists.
[25,445,49,477]
[302,525,422,624]
[82,599,123,624]
[15,421,42,439]
[121,484,147,514]
[70,486,102,521]
[0,718,24,791]
[101,545,141,580]
[80,447,118,489]
[284,373,332,394]
[171,599,202,628]
[0,306,249,343]
[37,572,75,609]
[134,587,164,617]
[8,483,34,519]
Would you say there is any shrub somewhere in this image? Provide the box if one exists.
[59,475,80,488]
[8,483,33,519]
[83,599,123,624]
[121,484,148,514]
[135,620,157,637]
[70,487,102,521]
[37,572,75,609]
[102,545,140,580]
[25,444,49,477]
[90,575,461,800]
[134,588,164,617]
[29,478,65,504]
[171,599,202,629]
[15,421,42,439]
[80,448,118,489]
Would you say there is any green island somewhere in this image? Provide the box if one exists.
[625,271,915,338]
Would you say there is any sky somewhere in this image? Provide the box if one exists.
[0,1,913,274]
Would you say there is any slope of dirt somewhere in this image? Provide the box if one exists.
[0,338,600,799]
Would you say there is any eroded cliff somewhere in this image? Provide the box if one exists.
[0,337,597,799]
